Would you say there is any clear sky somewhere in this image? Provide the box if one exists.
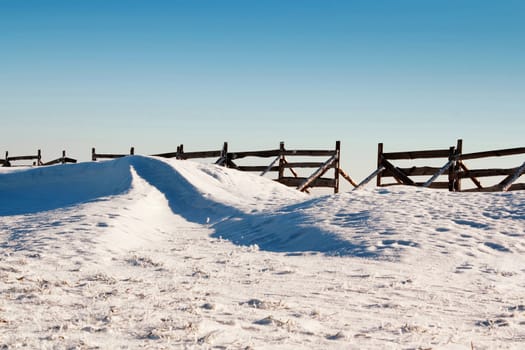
[1,0,524,182]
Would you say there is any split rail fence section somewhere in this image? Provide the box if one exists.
[357,139,525,192]
[93,141,357,193]
[1,150,76,167]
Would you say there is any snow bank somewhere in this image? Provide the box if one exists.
[1,157,525,349]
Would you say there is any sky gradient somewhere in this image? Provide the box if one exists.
[1,0,524,181]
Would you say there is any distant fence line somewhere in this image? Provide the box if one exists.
[2,140,524,193]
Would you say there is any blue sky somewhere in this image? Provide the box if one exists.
[1,0,524,181]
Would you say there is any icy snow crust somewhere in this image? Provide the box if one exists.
[1,156,525,348]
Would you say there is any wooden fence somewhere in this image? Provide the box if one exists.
[455,141,525,192]
[92,147,135,161]
[1,150,77,167]
[357,140,525,192]
[92,141,356,193]
[4,140,524,193]
[153,141,356,193]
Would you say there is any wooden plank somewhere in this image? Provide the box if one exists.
[460,147,525,160]
[379,181,450,189]
[382,160,415,185]
[452,140,463,191]
[152,151,178,158]
[507,183,525,191]
[278,142,285,181]
[179,150,222,159]
[237,165,278,172]
[377,143,383,187]
[279,177,336,188]
[43,159,62,166]
[457,168,519,178]
[283,162,327,169]
[499,161,525,191]
[382,166,443,177]
[354,166,385,191]
[334,141,340,194]
[43,157,78,166]
[281,150,336,157]
[338,168,358,188]
[229,149,280,159]
[64,157,77,164]
[215,142,229,166]
[260,155,280,176]
[93,154,127,159]
[297,155,336,192]
[459,162,483,189]
[423,159,454,187]
[382,149,451,160]
[282,158,300,179]
[7,155,39,161]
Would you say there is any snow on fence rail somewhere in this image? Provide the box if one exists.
[358,139,525,192]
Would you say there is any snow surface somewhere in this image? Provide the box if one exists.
[1,156,525,349]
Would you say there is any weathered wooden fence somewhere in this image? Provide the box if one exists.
[4,140,524,193]
[150,141,356,193]
[1,150,77,167]
[357,140,525,192]
[92,147,135,161]
[43,151,77,166]
[2,150,43,167]
[455,141,525,192]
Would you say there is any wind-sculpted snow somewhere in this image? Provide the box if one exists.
[1,157,525,348]
[0,160,133,215]
[1,156,524,259]
[0,157,375,255]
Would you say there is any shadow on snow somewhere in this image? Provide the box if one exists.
[1,156,381,258]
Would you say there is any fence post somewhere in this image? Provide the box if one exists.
[454,139,463,192]
[130,147,135,155]
[278,141,285,182]
[445,146,455,191]
[221,142,228,167]
[334,141,341,193]
[377,143,384,187]
[92,148,96,161]
[37,149,42,166]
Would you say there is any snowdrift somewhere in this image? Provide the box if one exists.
[1,156,524,259]
[2,156,525,349]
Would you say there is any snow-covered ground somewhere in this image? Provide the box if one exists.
[1,156,524,349]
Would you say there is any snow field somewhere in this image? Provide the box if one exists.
[1,156,524,349]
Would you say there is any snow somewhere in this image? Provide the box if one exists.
[1,156,524,349]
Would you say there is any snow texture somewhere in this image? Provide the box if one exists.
[1,156,524,349]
